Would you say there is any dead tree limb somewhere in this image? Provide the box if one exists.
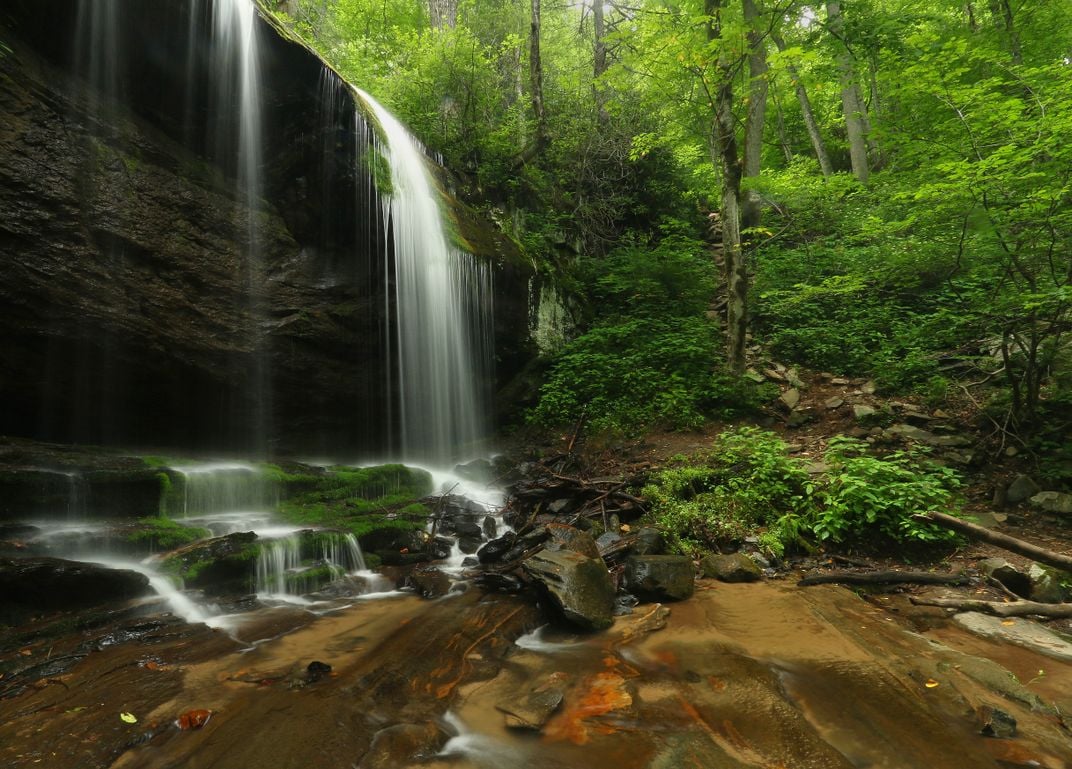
[798,570,969,587]
[914,511,1072,572]
[909,595,1072,618]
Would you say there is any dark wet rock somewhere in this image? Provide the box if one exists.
[1005,474,1040,505]
[546,498,574,515]
[461,556,479,568]
[482,515,498,539]
[502,508,527,530]
[615,593,640,616]
[623,556,695,602]
[159,531,259,595]
[408,567,453,598]
[474,573,525,594]
[700,552,763,583]
[523,550,616,631]
[631,527,667,556]
[978,705,1017,738]
[380,550,432,567]
[359,722,446,769]
[0,556,151,623]
[544,522,600,560]
[496,681,566,730]
[306,660,332,682]
[477,532,517,563]
[457,536,483,555]
[595,531,622,551]
[452,520,484,540]
[430,536,454,560]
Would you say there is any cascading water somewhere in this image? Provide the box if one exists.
[255,531,370,596]
[170,463,276,517]
[211,0,270,455]
[354,88,495,463]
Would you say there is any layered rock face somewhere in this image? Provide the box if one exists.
[0,0,529,455]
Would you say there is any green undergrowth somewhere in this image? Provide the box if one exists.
[275,464,434,540]
[126,516,211,551]
[642,427,963,559]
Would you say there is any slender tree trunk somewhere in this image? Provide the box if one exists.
[771,30,832,177]
[988,0,1022,63]
[965,2,978,32]
[741,0,768,231]
[593,0,609,124]
[826,1,869,183]
[706,0,747,375]
[772,80,793,162]
[530,0,549,151]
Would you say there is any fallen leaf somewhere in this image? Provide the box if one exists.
[924,679,940,689]
[119,712,138,724]
[1001,620,1016,626]
[176,709,213,730]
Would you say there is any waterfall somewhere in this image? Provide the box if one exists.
[255,532,369,596]
[210,0,270,454]
[171,463,276,517]
[353,88,494,463]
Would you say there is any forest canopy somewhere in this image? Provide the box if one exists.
[273,0,1072,474]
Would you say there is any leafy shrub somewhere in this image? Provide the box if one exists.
[643,429,965,557]
[813,437,961,545]
[642,428,812,557]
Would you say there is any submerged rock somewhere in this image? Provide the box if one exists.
[359,722,445,769]
[522,550,616,631]
[700,553,763,583]
[623,556,695,602]
[495,677,567,731]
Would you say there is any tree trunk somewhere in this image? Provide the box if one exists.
[593,0,609,123]
[741,0,768,231]
[530,0,550,152]
[427,0,457,29]
[772,81,793,162]
[914,511,1072,572]
[988,0,1022,64]
[771,30,832,177]
[706,0,747,375]
[826,0,869,183]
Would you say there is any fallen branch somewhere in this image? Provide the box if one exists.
[914,511,1072,572]
[798,570,969,587]
[909,596,1072,618]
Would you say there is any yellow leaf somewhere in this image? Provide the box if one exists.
[119,712,138,724]
[1001,619,1015,626]
[924,679,940,688]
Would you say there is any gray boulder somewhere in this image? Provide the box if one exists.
[1005,474,1041,505]
[700,552,763,583]
[1030,491,1072,515]
[623,555,695,602]
[523,550,616,631]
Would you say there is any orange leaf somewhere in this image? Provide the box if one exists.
[176,709,213,730]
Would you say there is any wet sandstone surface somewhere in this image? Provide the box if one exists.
[3,581,1072,769]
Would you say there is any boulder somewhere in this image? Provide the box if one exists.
[886,424,972,448]
[824,397,844,410]
[1027,564,1069,604]
[623,555,695,602]
[481,515,498,539]
[779,388,800,410]
[159,531,259,594]
[495,678,567,731]
[631,527,667,556]
[0,556,151,623]
[544,523,600,560]
[977,557,1031,598]
[1005,475,1040,505]
[359,722,445,769]
[1030,491,1072,515]
[700,553,763,583]
[522,550,616,631]
[853,405,877,421]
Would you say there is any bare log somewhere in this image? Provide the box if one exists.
[914,511,1072,572]
[909,596,1072,618]
[798,570,969,587]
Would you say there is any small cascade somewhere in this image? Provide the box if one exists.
[255,531,369,596]
[64,471,89,520]
[171,463,277,517]
[353,87,495,463]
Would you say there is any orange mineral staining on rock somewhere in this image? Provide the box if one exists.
[544,671,633,745]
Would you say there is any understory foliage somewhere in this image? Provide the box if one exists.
[643,428,961,557]
[529,231,771,433]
